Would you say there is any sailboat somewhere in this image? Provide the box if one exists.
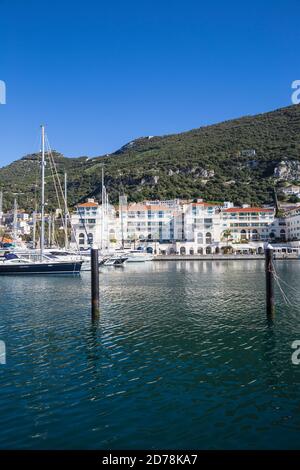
[0,126,83,275]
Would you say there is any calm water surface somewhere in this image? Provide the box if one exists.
[0,260,300,449]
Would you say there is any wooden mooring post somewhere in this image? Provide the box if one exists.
[265,246,275,317]
[91,248,100,320]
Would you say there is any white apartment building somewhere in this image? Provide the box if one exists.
[70,198,119,250]
[277,206,300,241]
[175,201,223,255]
[70,196,281,254]
[221,207,276,243]
[122,201,183,244]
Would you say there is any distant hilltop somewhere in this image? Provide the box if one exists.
[1,104,300,211]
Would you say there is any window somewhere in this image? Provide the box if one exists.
[197,232,203,244]
[205,232,212,244]
[79,233,85,245]
[240,229,247,240]
[252,229,259,241]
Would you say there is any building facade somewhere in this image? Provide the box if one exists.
[70,197,280,254]
[71,198,119,250]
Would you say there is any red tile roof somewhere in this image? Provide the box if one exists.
[77,202,99,207]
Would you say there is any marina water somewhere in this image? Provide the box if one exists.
[1,260,300,449]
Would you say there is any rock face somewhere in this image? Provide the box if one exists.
[166,167,214,178]
[274,160,300,180]
[140,175,160,185]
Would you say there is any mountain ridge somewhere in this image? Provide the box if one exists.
[1,103,300,211]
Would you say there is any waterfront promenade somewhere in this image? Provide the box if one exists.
[154,253,298,261]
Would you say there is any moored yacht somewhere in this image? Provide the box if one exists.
[0,253,82,275]
[114,248,153,262]
[0,126,83,275]
[103,255,128,266]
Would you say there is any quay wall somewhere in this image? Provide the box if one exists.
[153,254,298,261]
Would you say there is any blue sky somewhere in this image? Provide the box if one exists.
[0,0,299,165]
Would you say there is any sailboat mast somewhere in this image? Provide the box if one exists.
[13,197,18,243]
[51,213,55,246]
[40,125,45,258]
[48,214,51,248]
[32,210,36,249]
[64,172,68,249]
[120,195,124,249]
[0,190,3,225]
[101,167,104,251]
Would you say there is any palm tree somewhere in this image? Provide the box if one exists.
[222,229,232,246]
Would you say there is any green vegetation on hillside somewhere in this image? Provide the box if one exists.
[1,104,300,211]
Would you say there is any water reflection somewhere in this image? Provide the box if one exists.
[0,261,300,449]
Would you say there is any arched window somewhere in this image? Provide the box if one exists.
[206,246,212,254]
[180,247,186,255]
[252,229,259,241]
[197,247,203,254]
[241,229,247,241]
[205,232,212,244]
[79,233,85,245]
[87,233,93,245]
[215,247,220,254]
[269,232,275,239]
[189,248,194,255]
[197,232,203,244]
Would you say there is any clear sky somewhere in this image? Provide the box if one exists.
[0,0,299,166]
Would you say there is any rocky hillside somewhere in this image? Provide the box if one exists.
[1,104,300,211]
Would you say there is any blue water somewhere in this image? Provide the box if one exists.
[0,260,300,449]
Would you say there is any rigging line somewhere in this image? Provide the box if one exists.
[45,140,64,211]
[44,136,79,250]
[44,138,67,240]
[45,136,67,213]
